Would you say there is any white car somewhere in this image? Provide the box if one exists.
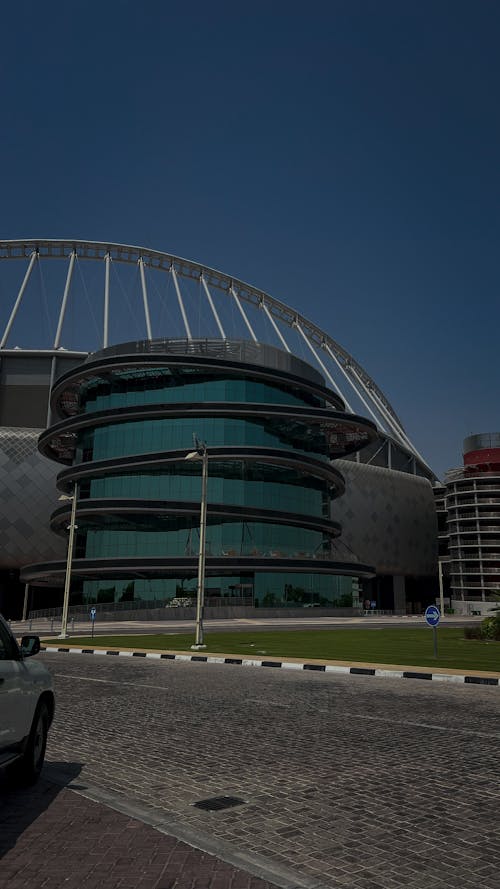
[0,614,55,784]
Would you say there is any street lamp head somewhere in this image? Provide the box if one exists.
[185,434,207,461]
[192,432,204,450]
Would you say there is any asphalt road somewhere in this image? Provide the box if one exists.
[13,614,483,638]
[30,651,500,889]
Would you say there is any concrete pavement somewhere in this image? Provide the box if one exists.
[2,617,499,889]
[0,771,277,889]
[10,613,483,638]
[2,652,498,889]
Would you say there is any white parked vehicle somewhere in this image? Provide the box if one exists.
[0,614,55,784]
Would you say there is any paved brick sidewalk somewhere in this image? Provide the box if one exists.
[0,776,277,889]
[42,654,500,889]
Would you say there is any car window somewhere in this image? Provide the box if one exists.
[0,618,19,660]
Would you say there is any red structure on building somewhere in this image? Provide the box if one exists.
[445,434,500,603]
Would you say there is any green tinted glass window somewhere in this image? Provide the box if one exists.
[86,465,329,517]
[80,519,329,560]
[80,571,352,609]
[81,371,323,413]
[77,416,329,461]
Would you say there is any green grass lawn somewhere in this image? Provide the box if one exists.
[43,627,500,673]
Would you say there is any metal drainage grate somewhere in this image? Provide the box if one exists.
[193,795,245,812]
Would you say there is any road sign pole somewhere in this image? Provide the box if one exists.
[424,605,440,658]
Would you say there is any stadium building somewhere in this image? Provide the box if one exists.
[0,240,438,618]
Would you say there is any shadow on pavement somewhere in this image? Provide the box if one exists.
[0,760,82,858]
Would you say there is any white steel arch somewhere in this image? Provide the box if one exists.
[0,238,430,472]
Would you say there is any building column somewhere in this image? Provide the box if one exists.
[393,575,406,614]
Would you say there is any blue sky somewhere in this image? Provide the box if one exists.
[1,0,499,479]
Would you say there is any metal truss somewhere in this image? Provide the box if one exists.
[0,238,430,472]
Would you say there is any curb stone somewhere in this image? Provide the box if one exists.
[40,646,500,686]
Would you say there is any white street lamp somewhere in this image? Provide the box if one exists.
[22,583,30,622]
[185,437,208,650]
[58,482,78,639]
[438,558,445,618]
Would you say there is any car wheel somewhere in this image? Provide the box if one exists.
[16,702,49,786]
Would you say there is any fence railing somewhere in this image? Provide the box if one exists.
[29,596,256,619]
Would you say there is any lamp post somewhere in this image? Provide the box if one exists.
[58,482,78,639]
[22,583,30,622]
[438,558,445,618]
[185,437,208,650]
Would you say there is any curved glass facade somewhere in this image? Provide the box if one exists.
[29,339,377,608]
[76,415,330,462]
[81,521,326,560]
[83,462,330,516]
[79,572,353,609]
[80,373,322,412]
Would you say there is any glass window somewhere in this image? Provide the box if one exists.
[79,517,331,560]
[80,570,352,609]
[77,415,329,462]
[80,370,325,415]
[83,462,330,517]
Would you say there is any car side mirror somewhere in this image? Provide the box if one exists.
[21,635,41,657]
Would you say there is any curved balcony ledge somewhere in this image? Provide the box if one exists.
[55,446,345,496]
[39,402,377,465]
[21,555,375,586]
[50,497,342,538]
[49,346,345,420]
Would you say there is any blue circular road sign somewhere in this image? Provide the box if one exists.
[424,605,440,627]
